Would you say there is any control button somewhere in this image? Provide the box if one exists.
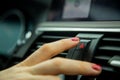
[67,39,91,60]
[110,60,120,67]
[80,43,85,49]
[76,39,91,50]
[108,56,120,68]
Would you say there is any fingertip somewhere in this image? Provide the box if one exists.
[92,64,102,75]
[66,37,80,45]
[71,37,80,42]
[57,37,80,49]
[88,63,102,76]
[78,61,102,76]
[92,64,102,71]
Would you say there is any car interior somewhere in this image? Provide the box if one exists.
[0,0,120,80]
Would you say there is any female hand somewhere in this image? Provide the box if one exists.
[0,37,102,80]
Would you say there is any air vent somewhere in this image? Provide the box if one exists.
[25,31,78,58]
[92,33,120,79]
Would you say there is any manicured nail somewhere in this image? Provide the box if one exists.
[71,37,79,41]
[92,64,102,71]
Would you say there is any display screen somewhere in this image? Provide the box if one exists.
[47,0,120,21]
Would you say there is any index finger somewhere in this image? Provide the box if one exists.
[17,37,79,66]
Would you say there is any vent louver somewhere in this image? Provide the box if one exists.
[25,31,120,80]
[26,31,78,58]
[92,33,120,79]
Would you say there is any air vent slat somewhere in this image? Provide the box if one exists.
[42,35,69,40]
[38,35,70,43]
[94,56,111,61]
[37,45,42,48]
[103,38,120,42]
[61,52,67,55]
[99,46,120,52]
[102,66,115,72]
[26,32,72,58]
[55,52,67,58]
[36,42,44,45]
[92,33,120,76]
[30,49,36,53]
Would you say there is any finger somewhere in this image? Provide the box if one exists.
[29,58,102,76]
[29,75,61,80]
[17,37,79,66]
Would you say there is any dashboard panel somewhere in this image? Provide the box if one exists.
[0,0,120,80]
[36,22,120,80]
[47,0,120,21]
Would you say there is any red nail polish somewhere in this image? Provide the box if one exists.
[92,64,102,71]
[71,37,79,41]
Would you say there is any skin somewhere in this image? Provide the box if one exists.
[0,38,102,80]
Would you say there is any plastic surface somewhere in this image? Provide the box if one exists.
[65,33,103,80]
[0,9,25,57]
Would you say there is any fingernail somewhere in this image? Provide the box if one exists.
[71,37,79,41]
[92,64,102,71]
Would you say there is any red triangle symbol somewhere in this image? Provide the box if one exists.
[80,43,85,49]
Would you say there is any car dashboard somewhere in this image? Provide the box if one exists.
[0,0,120,80]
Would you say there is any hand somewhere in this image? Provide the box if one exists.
[0,38,102,80]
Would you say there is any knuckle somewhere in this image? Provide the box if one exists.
[59,39,70,50]
[61,39,66,43]
[60,39,67,46]
[52,57,63,67]
[52,57,67,74]
[40,43,53,52]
